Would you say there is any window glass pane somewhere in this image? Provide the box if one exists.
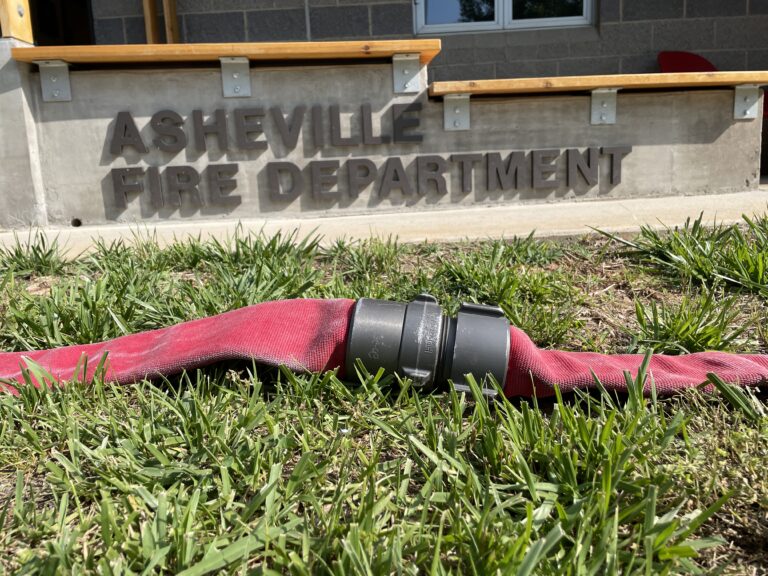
[425,0,495,25]
[513,0,584,19]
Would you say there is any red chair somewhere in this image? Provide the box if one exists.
[657,51,718,73]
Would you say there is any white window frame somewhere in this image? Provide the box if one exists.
[414,0,593,35]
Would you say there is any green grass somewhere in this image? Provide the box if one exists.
[629,287,754,354]
[599,212,768,297]
[0,222,767,574]
[0,230,66,279]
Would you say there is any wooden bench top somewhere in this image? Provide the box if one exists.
[12,39,442,66]
[430,71,768,97]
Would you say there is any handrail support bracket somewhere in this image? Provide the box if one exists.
[591,88,619,125]
[443,94,470,131]
[220,57,251,98]
[734,84,760,120]
[392,53,422,94]
[35,60,71,102]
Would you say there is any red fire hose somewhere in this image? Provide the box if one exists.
[1,297,766,397]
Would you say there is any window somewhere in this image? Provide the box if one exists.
[415,0,592,34]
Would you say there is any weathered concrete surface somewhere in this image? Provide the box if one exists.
[1,189,766,255]
[19,62,763,228]
[0,39,47,227]
[0,59,763,230]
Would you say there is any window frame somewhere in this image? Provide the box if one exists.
[414,0,593,35]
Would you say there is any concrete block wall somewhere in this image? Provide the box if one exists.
[91,0,413,44]
[89,0,768,80]
[432,0,768,80]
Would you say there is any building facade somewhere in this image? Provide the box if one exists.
[88,0,768,81]
[0,1,765,236]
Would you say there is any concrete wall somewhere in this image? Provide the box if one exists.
[0,57,761,228]
[91,0,768,81]
[0,39,46,227]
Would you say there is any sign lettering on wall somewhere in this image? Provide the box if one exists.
[107,104,632,209]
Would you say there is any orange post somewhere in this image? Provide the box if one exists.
[0,0,34,44]
[162,0,179,43]
[142,0,161,43]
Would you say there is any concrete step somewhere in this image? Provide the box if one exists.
[1,189,766,255]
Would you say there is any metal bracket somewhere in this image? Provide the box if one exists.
[734,84,760,120]
[392,53,422,94]
[444,94,470,131]
[35,60,71,102]
[220,57,251,98]
[591,88,618,125]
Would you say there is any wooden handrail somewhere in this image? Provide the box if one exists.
[11,39,442,66]
[430,71,768,97]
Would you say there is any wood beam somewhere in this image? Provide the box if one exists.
[161,0,179,43]
[11,39,443,66]
[0,0,33,44]
[430,72,768,97]
[142,0,160,43]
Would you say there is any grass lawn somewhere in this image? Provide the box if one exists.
[0,214,767,574]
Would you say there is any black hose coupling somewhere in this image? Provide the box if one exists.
[345,294,510,396]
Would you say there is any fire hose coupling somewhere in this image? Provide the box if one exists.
[345,294,510,396]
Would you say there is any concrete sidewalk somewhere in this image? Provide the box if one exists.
[1,189,766,254]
